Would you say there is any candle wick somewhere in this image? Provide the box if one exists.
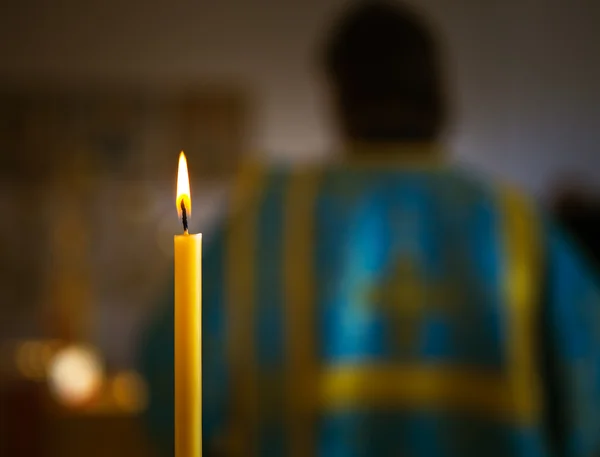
[180,200,188,234]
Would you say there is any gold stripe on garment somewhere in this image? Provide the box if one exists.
[317,364,530,423]
[498,186,543,424]
[284,168,322,457]
[343,142,445,170]
[226,161,265,457]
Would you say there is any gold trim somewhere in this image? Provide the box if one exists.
[284,168,322,457]
[498,186,543,423]
[317,364,527,422]
[343,142,444,170]
[226,162,265,457]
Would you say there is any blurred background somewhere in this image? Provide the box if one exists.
[0,0,599,456]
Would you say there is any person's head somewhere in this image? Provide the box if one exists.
[321,0,447,144]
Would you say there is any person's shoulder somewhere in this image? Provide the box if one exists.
[448,165,536,205]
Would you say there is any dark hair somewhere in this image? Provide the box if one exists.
[322,0,446,143]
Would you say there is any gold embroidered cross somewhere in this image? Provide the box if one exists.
[367,257,463,356]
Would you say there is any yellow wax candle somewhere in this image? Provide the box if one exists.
[174,151,202,457]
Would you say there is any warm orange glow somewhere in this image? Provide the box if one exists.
[111,371,149,413]
[15,340,58,380]
[48,345,104,407]
[176,151,192,219]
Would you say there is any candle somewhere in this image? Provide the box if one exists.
[174,151,202,457]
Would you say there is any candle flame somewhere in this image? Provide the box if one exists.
[176,151,191,219]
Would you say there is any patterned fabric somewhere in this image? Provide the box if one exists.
[141,157,600,457]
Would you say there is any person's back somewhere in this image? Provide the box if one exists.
[206,161,545,456]
[141,2,600,456]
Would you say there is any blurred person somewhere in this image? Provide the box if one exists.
[141,1,600,456]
